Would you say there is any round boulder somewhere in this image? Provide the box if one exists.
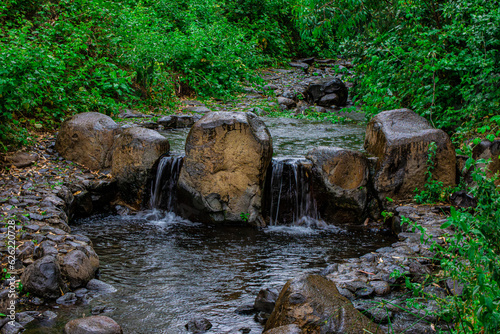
[306,147,370,224]
[177,112,272,225]
[20,256,67,299]
[364,109,456,201]
[64,316,122,334]
[55,112,121,170]
[111,127,170,207]
[60,250,99,289]
[265,275,383,334]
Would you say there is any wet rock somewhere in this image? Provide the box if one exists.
[86,279,117,294]
[254,288,279,313]
[41,310,57,323]
[364,109,456,201]
[306,147,370,224]
[21,255,67,299]
[253,312,270,325]
[177,112,272,226]
[60,250,99,289]
[5,152,38,168]
[158,115,201,129]
[111,127,170,208]
[0,321,24,334]
[64,316,122,334]
[263,324,301,334]
[264,274,383,333]
[15,312,36,326]
[55,112,121,170]
[235,305,256,315]
[185,318,212,333]
[305,77,348,106]
[56,292,77,305]
[320,263,339,276]
[91,306,115,315]
[34,240,58,259]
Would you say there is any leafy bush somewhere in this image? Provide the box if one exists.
[294,0,500,137]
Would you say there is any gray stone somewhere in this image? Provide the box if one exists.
[64,316,122,334]
[0,321,24,334]
[21,255,66,299]
[185,318,212,333]
[56,292,77,305]
[60,250,99,289]
[86,279,117,294]
[254,288,279,314]
[305,77,348,106]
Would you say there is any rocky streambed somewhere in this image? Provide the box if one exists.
[2,60,493,333]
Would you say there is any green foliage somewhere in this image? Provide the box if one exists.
[414,141,449,204]
[395,154,500,333]
[295,0,500,136]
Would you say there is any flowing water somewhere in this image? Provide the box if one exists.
[65,212,394,334]
[162,117,366,157]
[25,116,394,334]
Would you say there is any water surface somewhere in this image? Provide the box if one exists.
[66,212,393,334]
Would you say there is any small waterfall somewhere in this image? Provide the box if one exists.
[264,158,324,227]
[150,156,184,211]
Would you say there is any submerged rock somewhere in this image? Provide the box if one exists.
[265,274,383,334]
[185,318,212,334]
[111,127,170,208]
[306,147,370,224]
[254,288,279,314]
[64,316,122,334]
[55,112,121,170]
[177,112,272,226]
[364,109,456,201]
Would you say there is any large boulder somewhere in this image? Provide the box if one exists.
[306,147,370,224]
[55,112,121,170]
[21,256,67,299]
[177,112,272,225]
[364,109,456,201]
[264,274,383,334]
[60,250,99,289]
[111,127,170,207]
[64,316,122,334]
[305,78,348,107]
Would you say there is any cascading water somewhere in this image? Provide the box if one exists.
[149,155,183,211]
[263,158,324,227]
